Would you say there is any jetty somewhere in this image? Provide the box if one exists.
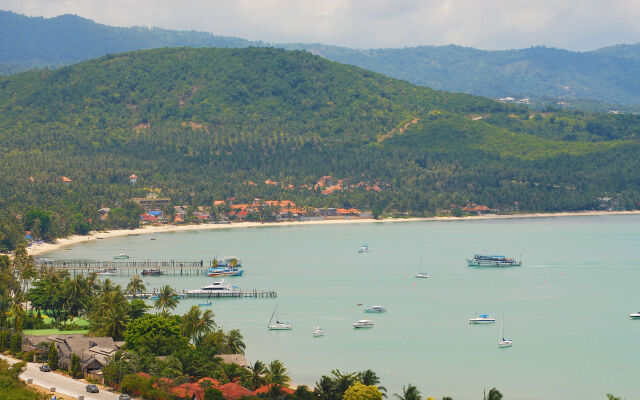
[127,290,277,300]
[35,259,219,276]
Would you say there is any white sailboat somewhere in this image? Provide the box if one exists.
[415,255,429,278]
[498,314,512,348]
[268,303,292,330]
[313,312,324,337]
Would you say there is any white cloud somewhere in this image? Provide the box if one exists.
[2,0,640,50]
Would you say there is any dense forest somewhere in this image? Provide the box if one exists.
[1,47,640,249]
[4,10,640,109]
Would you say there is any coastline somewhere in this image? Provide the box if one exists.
[27,210,640,256]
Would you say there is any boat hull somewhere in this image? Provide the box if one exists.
[415,274,429,278]
[467,260,521,267]
[499,340,513,347]
[207,269,243,277]
[629,313,640,319]
[268,325,292,330]
[353,324,374,328]
[469,319,496,324]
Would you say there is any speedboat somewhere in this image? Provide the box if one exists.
[629,312,640,319]
[207,267,243,277]
[187,280,238,295]
[364,305,386,313]
[469,314,496,324]
[353,319,374,328]
[415,272,430,278]
[114,253,130,259]
[358,244,370,253]
[499,338,513,347]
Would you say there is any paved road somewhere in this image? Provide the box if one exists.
[1,355,120,400]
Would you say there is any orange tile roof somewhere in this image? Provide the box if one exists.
[265,179,277,185]
[218,382,253,400]
[231,204,249,210]
[61,176,72,182]
[197,377,221,388]
[253,384,295,395]
[129,174,138,179]
[213,200,226,206]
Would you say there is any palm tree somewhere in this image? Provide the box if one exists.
[89,291,130,340]
[154,285,178,314]
[248,360,266,390]
[358,369,387,397]
[394,384,421,400]
[265,360,290,386]
[126,275,146,298]
[224,329,246,354]
[486,388,502,400]
[181,306,217,341]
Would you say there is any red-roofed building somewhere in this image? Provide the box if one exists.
[253,384,295,395]
[172,382,205,400]
[213,200,226,206]
[61,176,72,182]
[140,213,158,223]
[218,382,253,400]
[197,377,221,388]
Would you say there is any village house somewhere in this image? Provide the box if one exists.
[131,193,171,212]
[22,334,123,373]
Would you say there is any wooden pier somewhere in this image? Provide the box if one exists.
[35,259,219,276]
[127,290,278,300]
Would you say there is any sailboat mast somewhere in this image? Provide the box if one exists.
[268,303,278,327]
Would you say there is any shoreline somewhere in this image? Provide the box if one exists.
[27,210,640,256]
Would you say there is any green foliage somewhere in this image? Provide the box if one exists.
[394,385,421,400]
[153,285,179,314]
[485,388,502,400]
[124,314,188,355]
[204,386,226,400]
[0,359,46,400]
[265,360,291,386]
[47,342,59,370]
[9,332,22,355]
[344,382,383,400]
[70,353,83,378]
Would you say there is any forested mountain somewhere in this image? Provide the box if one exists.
[1,46,640,248]
[3,10,640,108]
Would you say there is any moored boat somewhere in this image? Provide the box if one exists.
[353,319,374,328]
[358,244,370,253]
[114,253,129,259]
[96,267,117,276]
[469,314,496,324]
[141,268,165,276]
[313,312,324,337]
[629,312,640,319]
[268,303,292,330]
[466,254,521,267]
[187,280,238,295]
[207,267,243,277]
[364,305,386,313]
[498,314,512,348]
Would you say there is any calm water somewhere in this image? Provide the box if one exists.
[45,216,640,400]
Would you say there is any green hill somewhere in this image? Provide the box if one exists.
[4,10,640,108]
[1,47,640,247]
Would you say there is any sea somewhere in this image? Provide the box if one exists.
[43,215,640,400]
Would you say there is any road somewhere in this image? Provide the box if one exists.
[1,355,121,400]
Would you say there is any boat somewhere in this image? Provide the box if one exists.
[466,254,521,267]
[96,267,117,276]
[353,319,374,328]
[469,314,496,324]
[187,280,238,295]
[198,302,213,307]
[141,268,164,276]
[364,305,386,313]
[150,237,156,241]
[498,314,512,348]
[114,253,130,259]
[268,303,292,330]
[207,267,243,277]
[629,312,640,319]
[415,255,429,278]
[313,312,324,337]
[358,244,370,253]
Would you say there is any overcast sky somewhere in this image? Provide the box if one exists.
[3,0,640,50]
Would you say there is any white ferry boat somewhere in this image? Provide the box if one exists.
[364,305,386,313]
[187,280,238,295]
[469,314,496,324]
[353,319,374,328]
[466,254,521,267]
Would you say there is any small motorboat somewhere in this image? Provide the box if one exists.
[364,305,386,313]
[198,302,213,307]
[353,319,374,328]
[469,314,496,324]
[141,268,164,276]
[150,237,156,240]
[629,312,640,319]
[114,253,129,259]
[358,244,370,253]
[415,272,430,278]
[96,267,117,276]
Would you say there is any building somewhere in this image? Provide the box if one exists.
[131,193,171,212]
[22,334,123,373]
[129,174,138,186]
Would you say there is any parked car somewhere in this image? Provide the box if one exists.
[39,365,50,372]
[86,384,99,393]
[119,395,131,400]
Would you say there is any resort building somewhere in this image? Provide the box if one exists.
[131,193,171,211]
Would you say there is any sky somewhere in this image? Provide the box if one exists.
[2,0,640,50]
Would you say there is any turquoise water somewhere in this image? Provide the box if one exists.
[45,216,640,400]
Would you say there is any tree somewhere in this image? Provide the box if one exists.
[265,360,290,386]
[358,369,387,397]
[394,384,421,400]
[128,299,149,319]
[248,360,266,390]
[606,394,623,400]
[181,305,216,342]
[154,285,179,314]
[126,275,146,298]
[344,382,383,400]
[124,314,188,356]
[486,388,502,400]
[47,342,59,370]
[224,329,245,354]
[70,353,83,378]
[9,332,22,355]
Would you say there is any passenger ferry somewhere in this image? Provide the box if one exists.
[466,254,521,267]
[364,305,386,313]
[469,314,496,324]
[353,319,374,328]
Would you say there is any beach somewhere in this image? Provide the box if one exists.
[27,210,640,256]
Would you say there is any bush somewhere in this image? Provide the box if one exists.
[120,374,153,397]
[0,330,11,352]
[47,342,59,370]
[70,353,83,379]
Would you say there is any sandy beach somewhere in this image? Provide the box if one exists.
[27,210,640,256]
